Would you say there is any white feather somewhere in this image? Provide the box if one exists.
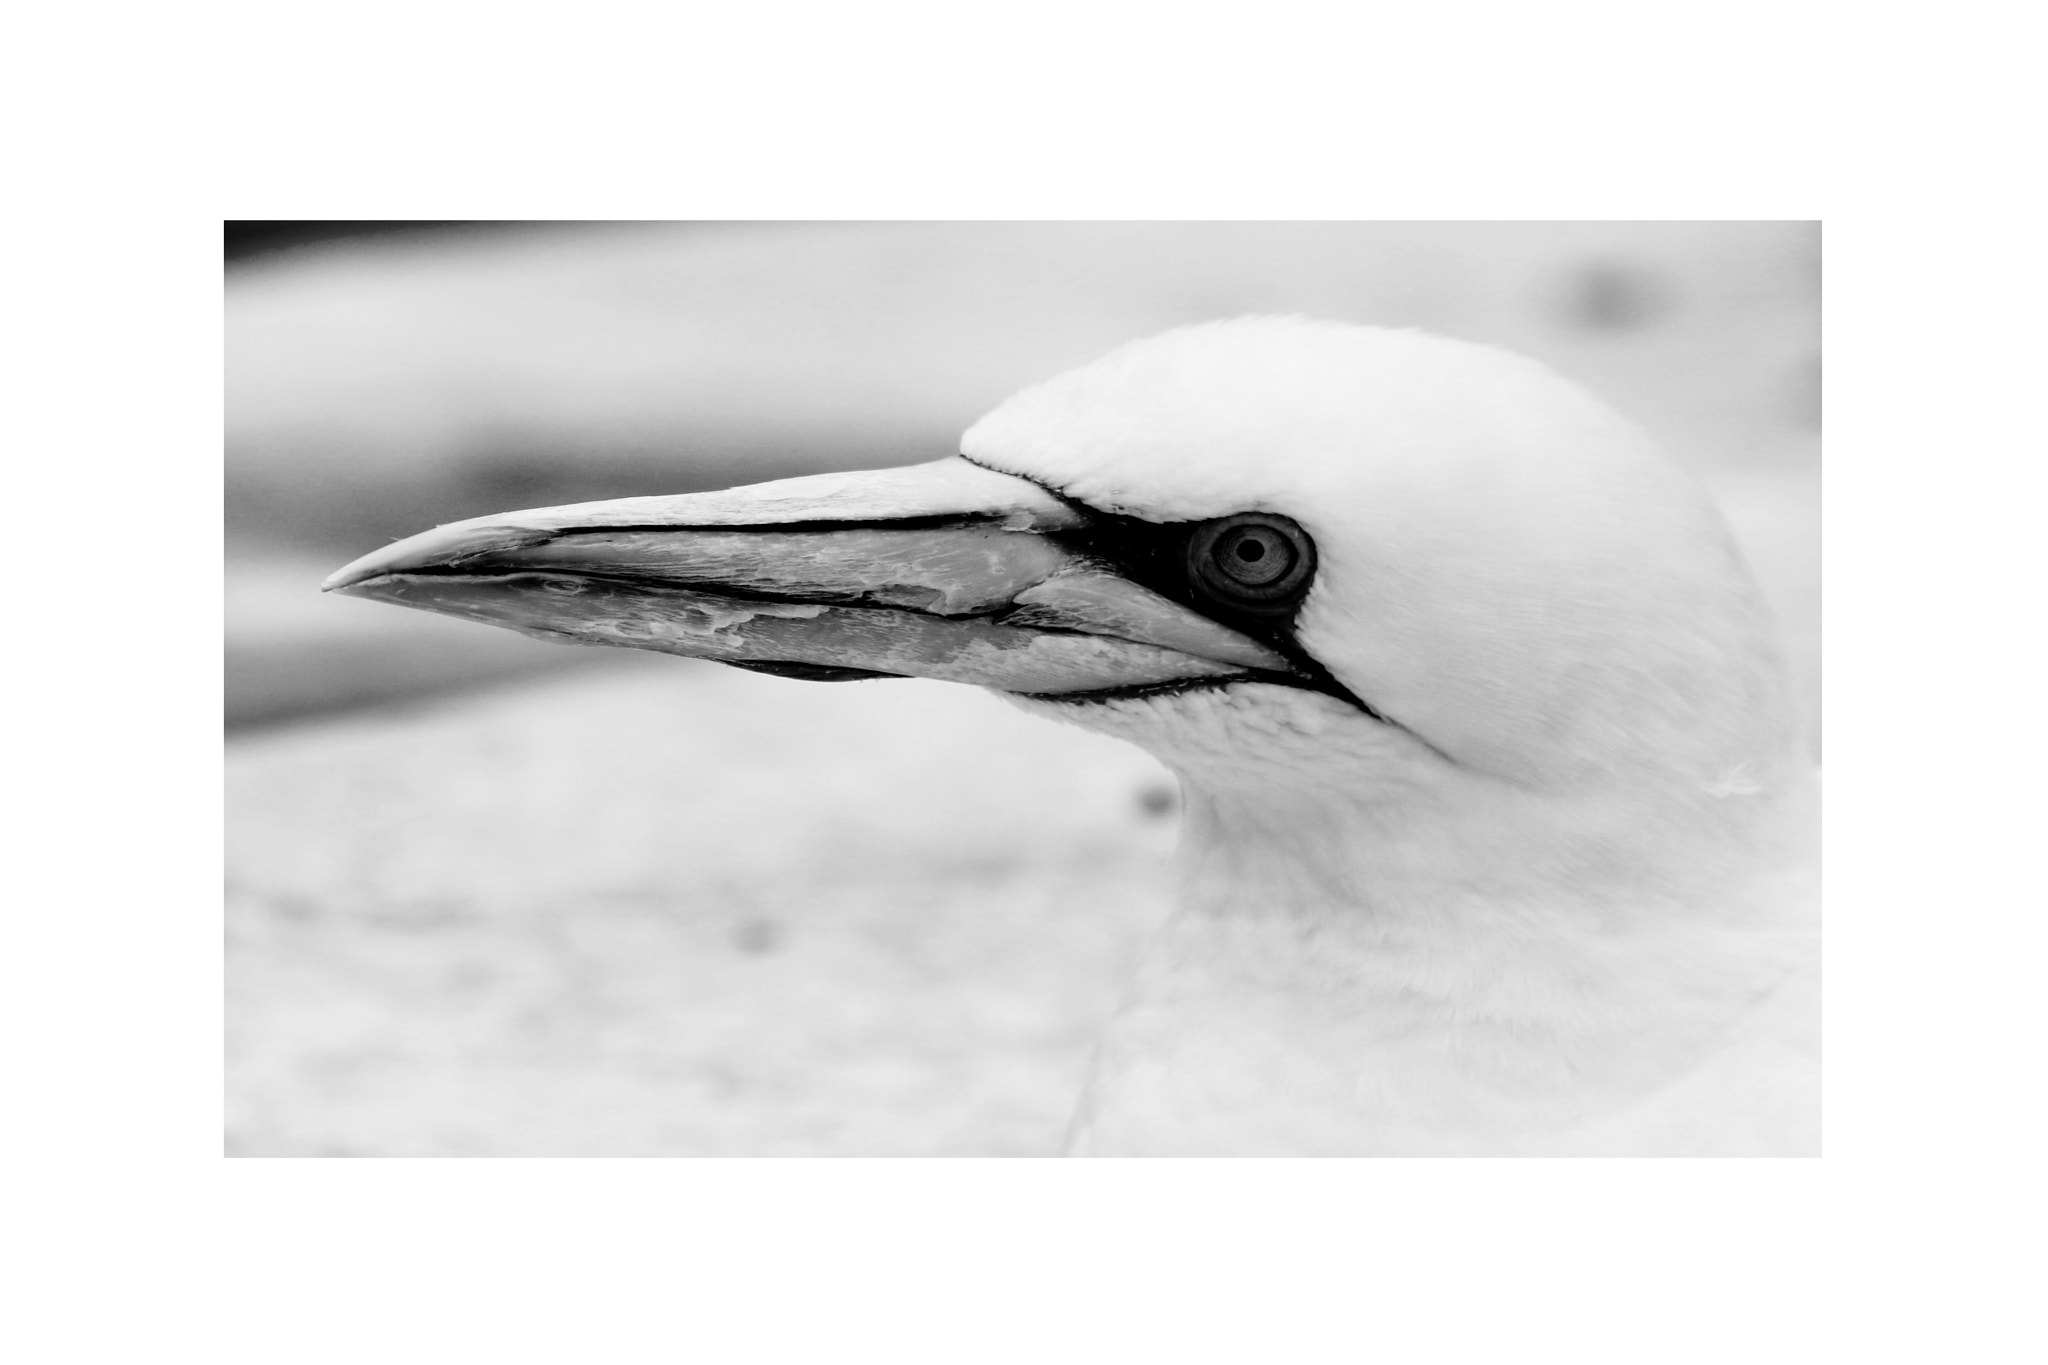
[968,319,1817,1156]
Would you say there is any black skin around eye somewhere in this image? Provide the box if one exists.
[949,457,1386,720]
[1054,510,1317,638]
[1046,505,1384,722]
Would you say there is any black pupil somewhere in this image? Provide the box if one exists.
[1221,529,1289,584]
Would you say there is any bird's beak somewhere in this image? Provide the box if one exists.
[323,457,1290,696]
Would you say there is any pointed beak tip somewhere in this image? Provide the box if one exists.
[322,520,552,596]
[321,557,389,594]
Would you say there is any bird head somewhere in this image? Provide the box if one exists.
[326,319,1802,846]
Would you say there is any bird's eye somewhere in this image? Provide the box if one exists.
[1185,513,1316,614]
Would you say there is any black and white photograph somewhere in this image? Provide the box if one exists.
[226,220,1821,1158]
[23,2,2041,1357]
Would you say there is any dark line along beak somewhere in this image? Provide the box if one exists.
[323,457,1295,697]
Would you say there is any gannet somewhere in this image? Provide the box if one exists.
[325,318,1819,1157]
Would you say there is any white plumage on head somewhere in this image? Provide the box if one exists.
[965,319,1817,1155]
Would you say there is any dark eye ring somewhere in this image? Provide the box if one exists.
[1185,513,1316,613]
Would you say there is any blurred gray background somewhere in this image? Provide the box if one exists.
[226,221,1820,1156]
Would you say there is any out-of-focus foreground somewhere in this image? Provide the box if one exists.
[226,222,1820,1156]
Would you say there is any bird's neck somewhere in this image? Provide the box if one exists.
[1174,762,1816,927]
[1070,767,1819,1155]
